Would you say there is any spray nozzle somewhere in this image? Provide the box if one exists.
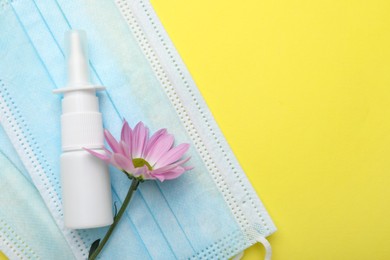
[65,30,90,86]
[53,30,105,94]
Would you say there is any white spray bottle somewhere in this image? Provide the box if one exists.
[53,30,113,229]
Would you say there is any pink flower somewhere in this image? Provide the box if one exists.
[85,120,192,181]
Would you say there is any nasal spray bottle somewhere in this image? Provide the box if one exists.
[53,30,113,229]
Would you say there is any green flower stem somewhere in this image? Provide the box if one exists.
[89,178,140,260]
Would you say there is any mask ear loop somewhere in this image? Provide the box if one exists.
[233,228,272,260]
[231,234,272,260]
[256,235,272,260]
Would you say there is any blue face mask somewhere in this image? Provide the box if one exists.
[0,131,74,259]
[0,0,276,259]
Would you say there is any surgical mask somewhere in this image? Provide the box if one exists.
[0,126,28,182]
[0,0,276,259]
[0,144,74,259]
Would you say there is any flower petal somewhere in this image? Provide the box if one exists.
[121,120,132,150]
[151,174,165,182]
[145,134,174,165]
[141,170,153,180]
[104,129,121,153]
[154,143,190,168]
[152,157,191,174]
[151,166,186,182]
[120,140,131,159]
[132,122,149,158]
[183,166,194,171]
[132,165,149,178]
[84,147,111,162]
[112,153,134,173]
[145,128,167,155]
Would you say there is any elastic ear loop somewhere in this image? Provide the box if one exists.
[257,235,272,260]
[232,233,272,260]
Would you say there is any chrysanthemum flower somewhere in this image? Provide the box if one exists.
[85,120,192,181]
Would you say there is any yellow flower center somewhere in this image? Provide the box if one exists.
[132,158,153,170]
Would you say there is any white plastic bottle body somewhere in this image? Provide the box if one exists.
[61,150,113,229]
[59,85,113,229]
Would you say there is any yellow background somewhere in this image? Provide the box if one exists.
[150,0,390,259]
